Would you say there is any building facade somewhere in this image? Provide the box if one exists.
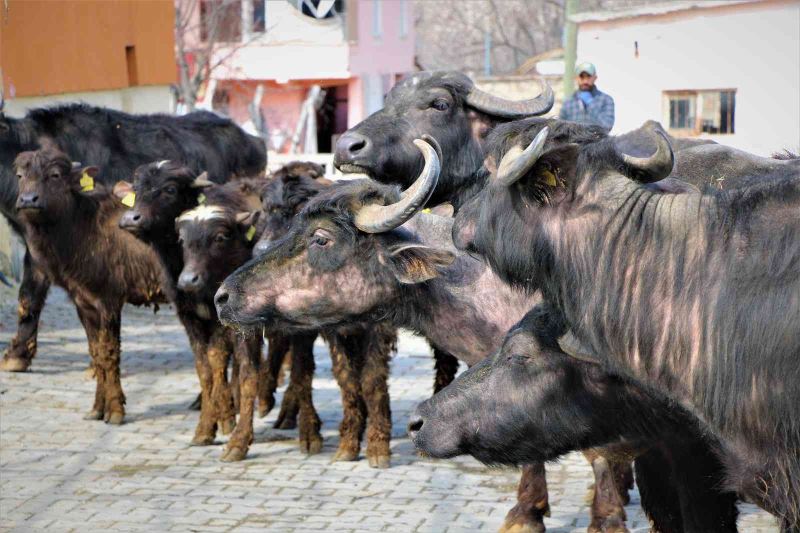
[574,0,800,155]
[191,0,415,154]
[0,0,176,116]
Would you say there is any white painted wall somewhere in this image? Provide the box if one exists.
[3,85,174,117]
[576,1,800,155]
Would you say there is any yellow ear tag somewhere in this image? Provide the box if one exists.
[80,172,95,192]
[121,192,136,207]
[245,226,256,241]
[542,170,557,187]
[421,208,432,214]
[197,193,206,205]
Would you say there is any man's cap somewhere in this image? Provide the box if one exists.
[575,62,596,76]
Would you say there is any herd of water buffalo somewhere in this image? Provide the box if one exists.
[1,71,798,533]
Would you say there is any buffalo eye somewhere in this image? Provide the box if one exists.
[15,173,23,180]
[506,353,530,364]
[310,229,332,248]
[214,232,230,244]
[164,185,177,195]
[430,98,450,112]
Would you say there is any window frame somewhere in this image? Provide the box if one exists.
[663,88,737,137]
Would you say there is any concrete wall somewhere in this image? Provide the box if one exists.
[576,0,800,155]
[2,86,174,117]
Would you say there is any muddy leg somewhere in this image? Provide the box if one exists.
[222,333,261,462]
[585,450,628,533]
[208,329,236,435]
[431,345,459,394]
[500,463,549,533]
[261,333,291,419]
[1,250,50,372]
[181,315,216,446]
[230,351,240,411]
[362,324,394,468]
[290,333,322,454]
[326,332,366,463]
[612,460,634,506]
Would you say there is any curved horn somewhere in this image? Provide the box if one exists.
[354,139,440,233]
[621,129,674,182]
[493,127,549,188]
[466,80,554,118]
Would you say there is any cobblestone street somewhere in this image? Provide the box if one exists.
[0,286,778,532]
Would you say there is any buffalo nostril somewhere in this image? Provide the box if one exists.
[191,274,199,284]
[132,213,141,221]
[215,291,229,306]
[347,139,366,154]
[31,195,39,203]
[408,417,423,434]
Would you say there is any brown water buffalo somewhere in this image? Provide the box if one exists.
[14,147,166,424]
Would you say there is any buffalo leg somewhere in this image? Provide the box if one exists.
[431,345,459,394]
[500,463,549,533]
[327,332,366,463]
[361,324,394,469]
[290,333,322,454]
[585,450,628,533]
[1,250,50,372]
[207,328,236,435]
[181,315,217,445]
[76,302,126,425]
[612,461,634,506]
[261,333,292,419]
[221,332,262,462]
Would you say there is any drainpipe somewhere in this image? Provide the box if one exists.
[562,0,578,101]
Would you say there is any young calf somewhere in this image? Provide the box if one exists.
[14,148,166,424]
[253,163,396,467]
[118,164,315,460]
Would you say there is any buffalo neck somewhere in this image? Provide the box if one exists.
[544,174,800,459]
[392,213,539,366]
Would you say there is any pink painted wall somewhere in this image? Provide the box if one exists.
[348,0,415,77]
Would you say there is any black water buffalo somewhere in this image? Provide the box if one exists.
[409,308,739,532]
[334,71,554,210]
[0,103,266,372]
[215,143,720,532]
[456,118,800,529]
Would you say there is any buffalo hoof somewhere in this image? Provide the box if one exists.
[105,411,125,425]
[332,448,359,463]
[591,518,628,533]
[220,446,248,462]
[300,435,323,455]
[368,455,391,469]
[0,357,31,372]
[188,394,202,411]
[498,521,546,533]
[274,417,297,430]
[219,417,236,436]
[83,409,104,421]
[190,435,216,446]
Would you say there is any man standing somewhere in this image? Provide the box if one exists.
[559,62,615,131]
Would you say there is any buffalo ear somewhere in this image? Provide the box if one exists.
[235,210,260,227]
[73,165,99,178]
[191,171,214,188]
[429,203,454,218]
[384,244,455,284]
[530,144,579,187]
[113,181,134,200]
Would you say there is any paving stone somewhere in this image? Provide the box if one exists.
[0,286,781,532]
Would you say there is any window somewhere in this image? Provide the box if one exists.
[372,0,382,38]
[200,0,241,43]
[664,89,736,135]
[125,46,138,87]
[399,0,408,38]
[253,0,266,33]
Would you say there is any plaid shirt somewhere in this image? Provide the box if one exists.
[559,86,615,132]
